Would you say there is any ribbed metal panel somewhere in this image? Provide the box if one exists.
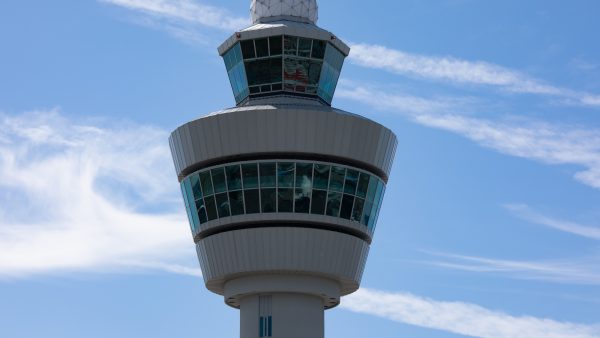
[169,105,397,182]
[196,227,370,295]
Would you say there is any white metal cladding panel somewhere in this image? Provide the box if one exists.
[169,106,397,180]
[196,227,369,294]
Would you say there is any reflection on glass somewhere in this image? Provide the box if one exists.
[344,169,358,195]
[313,164,330,189]
[284,36,298,55]
[295,162,313,189]
[242,163,259,188]
[195,198,208,224]
[200,171,214,196]
[229,191,244,216]
[368,181,384,230]
[244,189,260,214]
[211,168,227,193]
[351,198,364,222]
[226,165,242,190]
[260,162,276,187]
[190,174,202,199]
[261,188,276,213]
[326,192,342,217]
[329,166,345,192]
[298,38,312,57]
[278,188,294,212]
[277,162,294,187]
[311,189,327,215]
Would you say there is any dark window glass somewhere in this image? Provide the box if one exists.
[284,36,298,55]
[211,168,227,193]
[196,198,208,224]
[255,38,269,58]
[242,163,259,188]
[204,195,218,221]
[356,173,370,198]
[340,194,354,219]
[199,171,214,196]
[351,197,365,223]
[246,58,283,86]
[261,84,271,92]
[313,164,330,189]
[310,190,327,215]
[229,191,245,216]
[259,162,276,187]
[241,40,256,59]
[278,188,294,212]
[277,162,294,187]
[326,192,342,217]
[215,193,230,218]
[298,38,312,57]
[269,36,282,56]
[365,176,378,203]
[244,189,260,214]
[311,40,326,59]
[226,165,242,190]
[261,188,276,213]
[295,163,313,189]
[361,201,373,226]
[294,188,310,213]
[344,169,359,195]
[272,83,283,91]
[308,61,322,86]
[369,182,385,229]
[249,86,260,94]
[284,58,309,90]
[329,166,346,192]
[190,174,202,199]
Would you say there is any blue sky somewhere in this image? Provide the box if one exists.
[1,0,600,337]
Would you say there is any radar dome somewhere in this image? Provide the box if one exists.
[250,0,318,25]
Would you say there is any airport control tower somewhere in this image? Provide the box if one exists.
[169,1,397,337]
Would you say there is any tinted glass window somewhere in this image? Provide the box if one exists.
[329,166,346,192]
[200,171,214,196]
[196,198,208,224]
[229,191,245,216]
[277,162,294,187]
[241,40,256,59]
[269,36,282,56]
[215,193,230,218]
[211,168,227,193]
[311,40,326,59]
[244,189,260,214]
[226,165,242,190]
[189,174,201,200]
[351,198,365,222]
[326,192,342,217]
[294,188,310,213]
[298,38,312,57]
[340,194,354,220]
[284,36,298,55]
[344,169,359,195]
[261,188,276,213]
[313,164,330,189]
[260,162,276,187]
[278,188,294,212]
[361,201,372,226]
[365,176,378,203]
[356,173,370,198]
[310,189,327,215]
[255,38,269,58]
[295,162,313,189]
[246,58,282,86]
[204,195,218,221]
[242,163,259,188]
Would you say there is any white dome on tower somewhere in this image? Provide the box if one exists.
[251,0,318,25]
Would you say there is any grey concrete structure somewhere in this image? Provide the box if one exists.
[169,1,397,338]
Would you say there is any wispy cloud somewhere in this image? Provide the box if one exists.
[99,0,249,43]
[349,43,600,107]
[0,110,199,278]
[343,288,600,338]
[505,204,600,241]
[424,251,600,285]
[338,84,600,190]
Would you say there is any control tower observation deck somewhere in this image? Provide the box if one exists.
[169,1,397,337]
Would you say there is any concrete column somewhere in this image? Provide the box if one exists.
[240,293,324,338]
